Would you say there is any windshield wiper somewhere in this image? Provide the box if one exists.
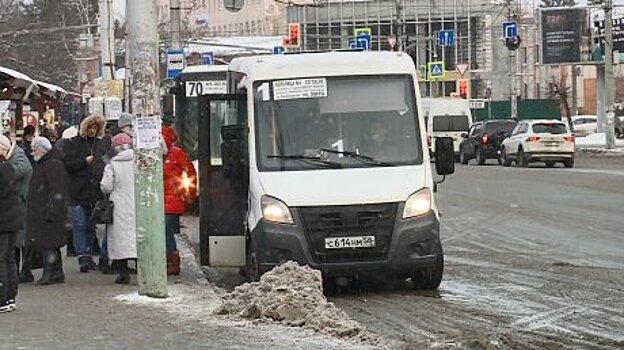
[268,154,343,169]
[319,148,392,167]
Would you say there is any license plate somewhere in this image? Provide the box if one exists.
[544,142,559,147]
[325,236,376,249]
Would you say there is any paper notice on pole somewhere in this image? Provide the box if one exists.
[273,78,327,100]
[135,116,161,150]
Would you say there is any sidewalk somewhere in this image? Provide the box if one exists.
[0,223,375,350]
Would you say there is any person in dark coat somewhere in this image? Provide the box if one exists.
[63,114,110,273]
[5,140,33,283]
[24,137,68,285]
[19,125,35,165]
[0,135,21,312]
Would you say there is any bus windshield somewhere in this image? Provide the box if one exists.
[253,75,423,171]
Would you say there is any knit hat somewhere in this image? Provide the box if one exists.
[0,135,11,150]
[31,136,52,152]
[118,113,134,129]
[112,132,132,148]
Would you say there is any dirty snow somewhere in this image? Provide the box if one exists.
[575,133,624,147]
[215,261,381,345]
[113,238,381,349]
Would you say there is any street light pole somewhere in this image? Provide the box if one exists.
[604,0,616,149]
[171,0,182,49]
[126,0,168,298]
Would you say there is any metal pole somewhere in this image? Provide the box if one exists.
[509,0,518,119]
[604,0,616,149]
[571,65,578,116]
[171,0,181,49]
[126,0,168,298]
[99,0,115,81]
[396,0,403,51]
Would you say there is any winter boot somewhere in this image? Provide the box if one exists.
[78,256,91,273]
[114,259,130,284]
[99,257,114,274]
[52,249,65,284]
[35,250,57,286]
[166,250,181,276]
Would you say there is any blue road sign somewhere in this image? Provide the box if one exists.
[438,30,454,46]
[357,35,371,50]
[503,21,518,39]
[428,61,445,79]
[348,35,371,50]
[273,46,285,54]
[167,48,185,79]
[201,51,214,65]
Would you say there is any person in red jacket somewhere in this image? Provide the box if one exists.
[162,125,196,275]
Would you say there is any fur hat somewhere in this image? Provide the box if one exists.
[0,135,11,151]
[31,136,52,152]
[112,132,132,148]
[79,113,106,138]
[118,113,133,129]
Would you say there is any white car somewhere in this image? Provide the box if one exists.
[500,120,575,168]
[569,115,597,137]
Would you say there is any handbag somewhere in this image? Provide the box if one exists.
[93,194,114,224]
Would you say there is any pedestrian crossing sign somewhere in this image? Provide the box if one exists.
[428,61,445,79]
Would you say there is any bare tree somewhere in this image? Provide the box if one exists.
[547,69,575,133]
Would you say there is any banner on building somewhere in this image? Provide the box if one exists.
[539,8,591,65]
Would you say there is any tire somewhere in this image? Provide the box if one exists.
[459,149,469,165]
[245,238,262,282]
[476,148,486,165]
[563,158,574,168]
[545,160,556,168]
[517,148,529,168]
[501,148,512,167]
[412,242,444,291]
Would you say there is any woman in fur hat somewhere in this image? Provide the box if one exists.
[62,113,111,273]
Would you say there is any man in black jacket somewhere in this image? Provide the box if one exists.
[63,114,110,273]
[0,135,21,312]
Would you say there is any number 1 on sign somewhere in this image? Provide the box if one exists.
[258,82,270,101]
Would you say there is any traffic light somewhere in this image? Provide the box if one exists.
[457,79,470,99]
[288,23,300,48]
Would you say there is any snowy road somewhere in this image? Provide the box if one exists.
[330,155,624,349]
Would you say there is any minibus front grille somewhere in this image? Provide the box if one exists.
[298,203,397,263]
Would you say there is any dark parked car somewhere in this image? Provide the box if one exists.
[459,120,518,165]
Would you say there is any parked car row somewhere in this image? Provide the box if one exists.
[458,119,576,168]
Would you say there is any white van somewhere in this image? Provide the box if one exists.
[423,97,473,157]
[197,51,454,290]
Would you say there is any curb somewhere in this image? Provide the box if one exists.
[576,147,624,157]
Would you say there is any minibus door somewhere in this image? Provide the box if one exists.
[197,94,248,267]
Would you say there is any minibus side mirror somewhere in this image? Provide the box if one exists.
[434,137,455,176]
[221,125,244,179]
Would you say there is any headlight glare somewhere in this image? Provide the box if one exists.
[261,195,294,224]
[403,188,432,218]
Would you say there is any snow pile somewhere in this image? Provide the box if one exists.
[215,261,381,345]
[576,133,624,147]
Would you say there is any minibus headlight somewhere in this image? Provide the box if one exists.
[261,195,294,224]
[403,188,432,219]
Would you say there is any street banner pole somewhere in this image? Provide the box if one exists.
[127,0,168,298]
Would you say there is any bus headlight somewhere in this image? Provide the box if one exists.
[261,195,294,224]
[403,188,432,219]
